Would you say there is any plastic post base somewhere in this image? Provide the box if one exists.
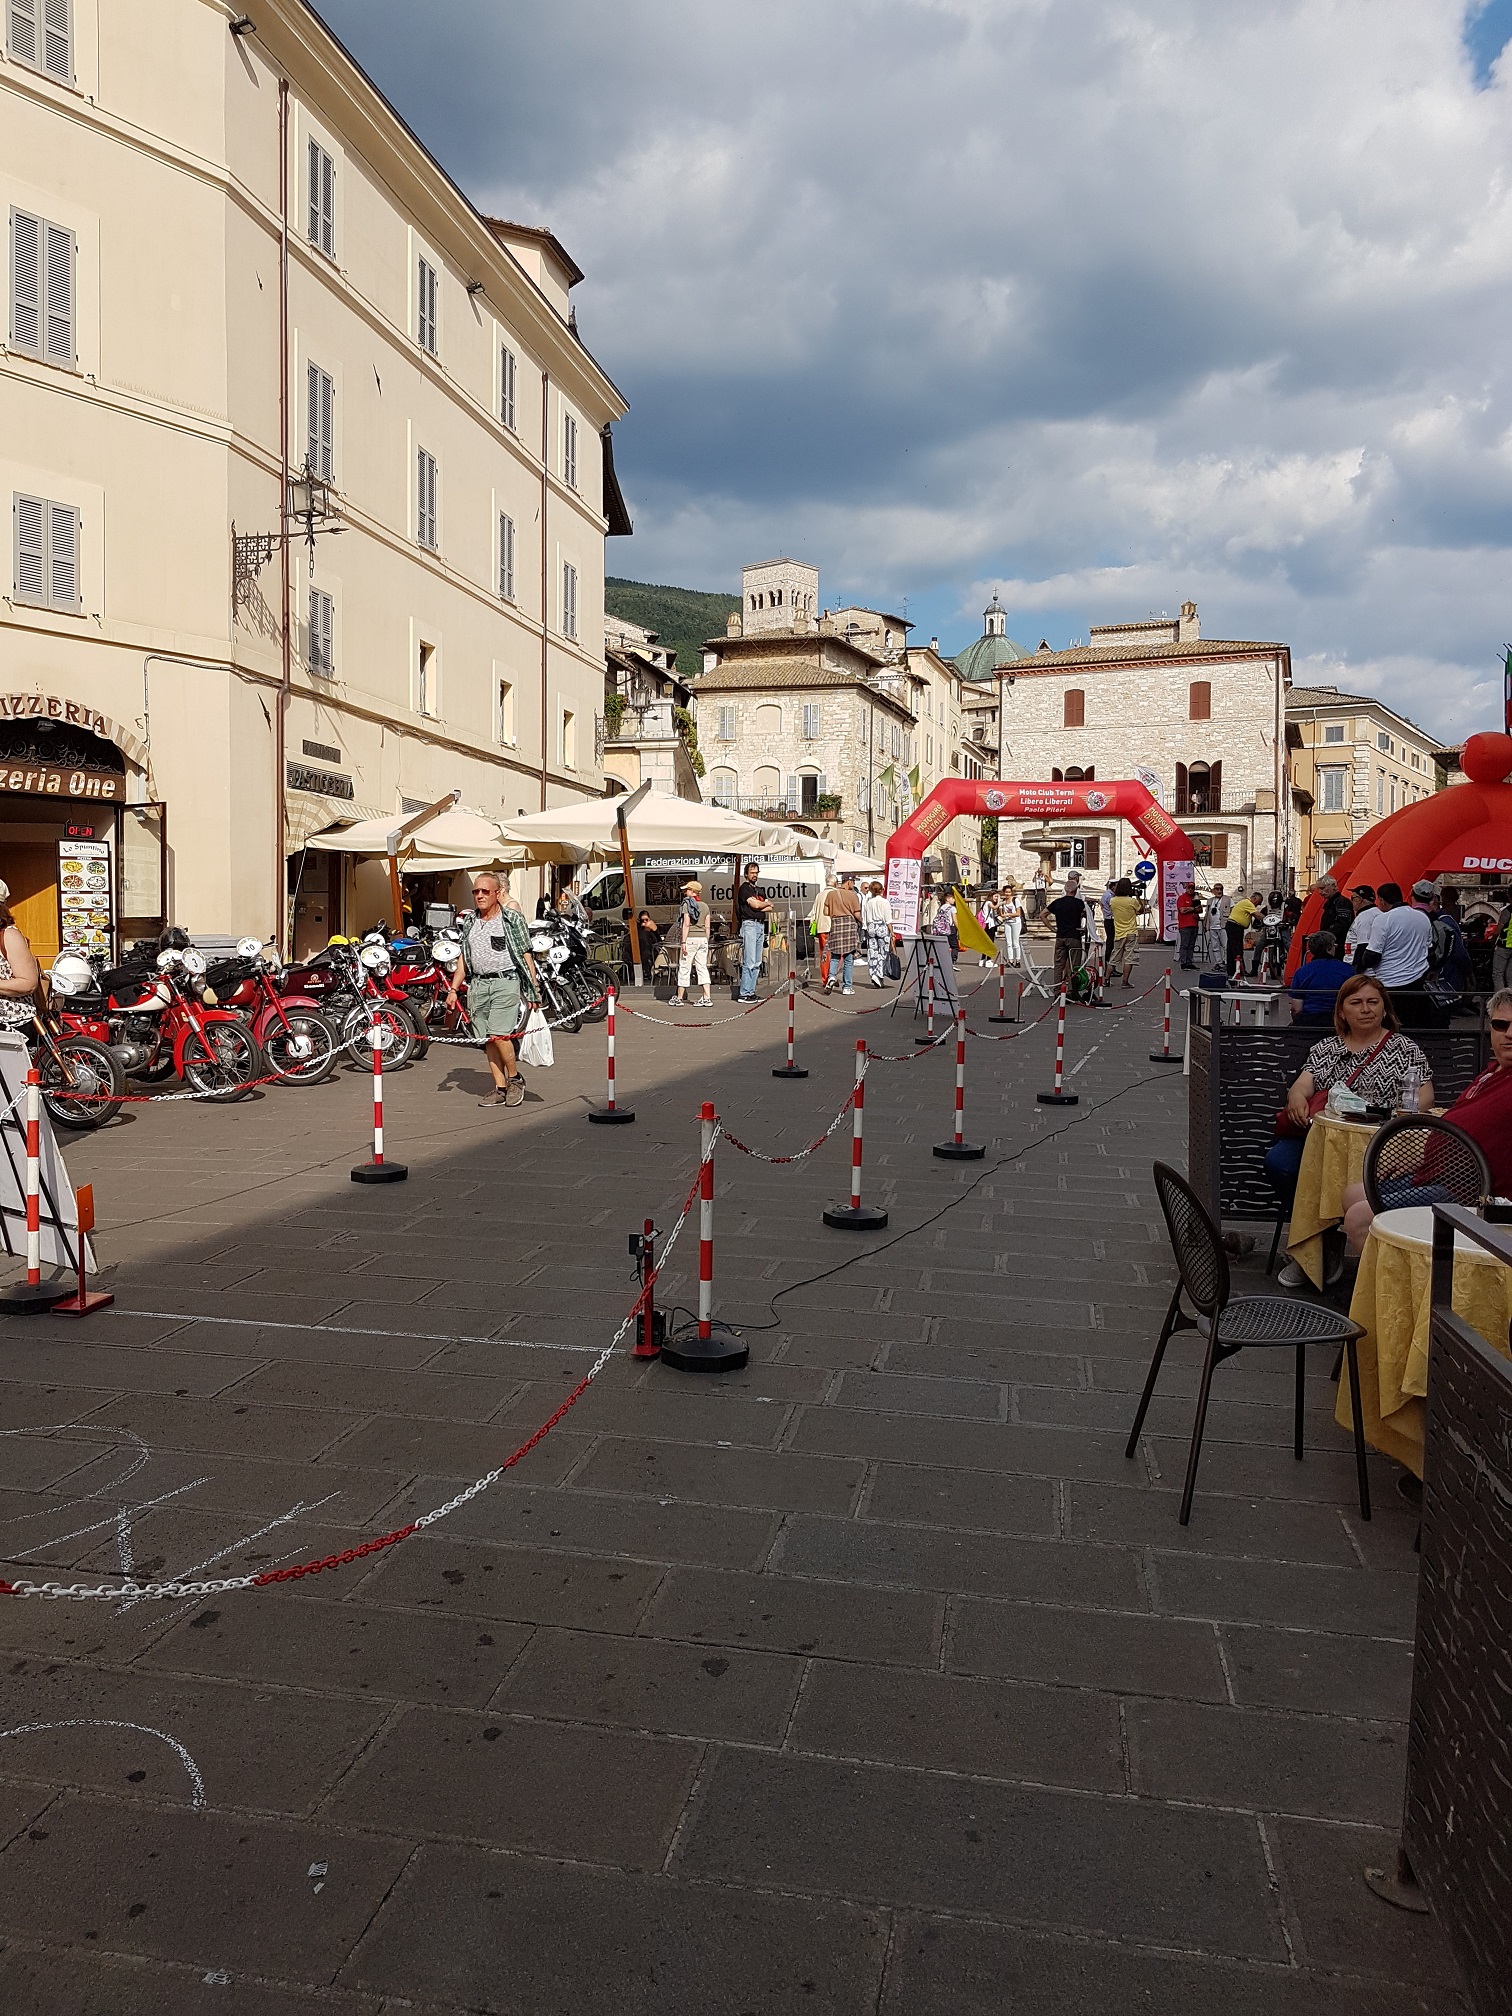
[588,1106,636,1124]
[771,1064,809,1078]
[987,1014,1016,1024]
[51,1288,114,1317]
[351,1161,408,1184]
[933,1141,986,1160]
[1036,1091,1080,1105]
[1148,1051,1181,1063]
[915,1030,938,1045]
[823,1203,890,1229]
[660,1320,749,1373]
[0,1279,73,1313]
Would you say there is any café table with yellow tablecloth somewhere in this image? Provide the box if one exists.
[1286,1114,1380,1288]
[1336,1205,1512,1479]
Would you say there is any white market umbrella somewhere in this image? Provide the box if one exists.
[496,789,834,862]
[831,849,883,875]
[306,807,559,869]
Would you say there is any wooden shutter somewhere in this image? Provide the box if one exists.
[1211,833,1228,869]
[1209,759,1222,809]
[1189,680,1211,720]
[40,0,69,78]
[47,501,77,607]
[817,772,828,797]
[14,494,45,601]
[43,222,72,363]
[1064,688,1085,727]
[786,775,799,813]
[8,0,38,66]
[10,209,40,353]
[1084,835,1100,870]
[1175,761,1188,814]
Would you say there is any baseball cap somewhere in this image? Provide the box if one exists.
[1411,879,1438,900]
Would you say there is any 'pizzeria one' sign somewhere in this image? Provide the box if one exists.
[0,765,122,800]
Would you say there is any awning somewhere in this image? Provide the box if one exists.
[285,793,387,853]
[495,789,834,862]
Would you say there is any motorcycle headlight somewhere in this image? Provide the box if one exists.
[529,934,551,953]
[181,950,207,977]
[433,935,461,962]
[359,944,391,972]
[48,971,76,998]
[236,936,263,959]
[156,950,181,971]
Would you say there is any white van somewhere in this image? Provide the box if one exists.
[578,854,831,934]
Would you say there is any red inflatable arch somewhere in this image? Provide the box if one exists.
[1286,732,1512,979]
[884,778,1195,940]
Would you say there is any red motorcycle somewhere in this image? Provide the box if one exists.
[280,939,428,1069]
[203,939,339,1086]
[80,948,265,1100]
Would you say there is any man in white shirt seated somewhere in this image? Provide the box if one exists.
[1367,880,1435,1024]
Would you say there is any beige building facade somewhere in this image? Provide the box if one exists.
[2,0,624,961]
[1287,685,1442,884]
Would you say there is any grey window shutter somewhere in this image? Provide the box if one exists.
[9,0,38,66]
[41,0,68,77]
[306,361,319,471]
[786,775,799,814]
[499,512,514,598]
[44,222,72,363]
[817,772,827,797]
[307,138,321,245]
[501,345,515,429]
[47,501,77,606]
[11,209,40,353]
[15,494,45,600]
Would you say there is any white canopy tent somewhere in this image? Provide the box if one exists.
[830,849,884,875]
[494,790,834,862]
[305,807,577,872]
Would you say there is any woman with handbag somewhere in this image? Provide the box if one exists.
[1266,975,1432,1282]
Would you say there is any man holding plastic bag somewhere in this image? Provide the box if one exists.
[445,872,542,1109]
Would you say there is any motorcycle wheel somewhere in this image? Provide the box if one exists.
[261,1010,340,1086]
[576,968,610,1022]
[38,1035,126,1129]
[342,1003,417,1070]
[180,1022,263,1102]
[132,1051,179,1083]
[542,972,583,1034]
[401,1001,430,1063]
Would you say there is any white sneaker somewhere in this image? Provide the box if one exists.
[842,986,854,995]
[1276,1259,1308,1289]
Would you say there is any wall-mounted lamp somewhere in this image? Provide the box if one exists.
[466,281,486,299]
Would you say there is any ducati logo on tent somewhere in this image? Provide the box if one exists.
[1462,856,1512,871]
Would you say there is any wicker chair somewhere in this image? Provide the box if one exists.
[1125,1161,1372,1524]
[1362,1115,1491,1217]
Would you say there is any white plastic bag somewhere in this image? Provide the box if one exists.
[518,1005,554,1069]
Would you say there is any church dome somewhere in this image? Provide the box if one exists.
[953,594,1028,682]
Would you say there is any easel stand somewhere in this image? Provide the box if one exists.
[0,1061,80,1312]
[52,1183,113,1315]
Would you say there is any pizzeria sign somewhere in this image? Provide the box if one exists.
[0,764,121,801]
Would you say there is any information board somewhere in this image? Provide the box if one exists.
[58,837,112,959]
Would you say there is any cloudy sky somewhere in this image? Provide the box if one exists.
[318,0,1512,739]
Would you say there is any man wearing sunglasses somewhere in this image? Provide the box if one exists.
[445,871,539,1108]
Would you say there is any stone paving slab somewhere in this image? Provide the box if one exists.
[0,955,1469,2011]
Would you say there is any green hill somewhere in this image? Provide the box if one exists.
[605,576,739,683]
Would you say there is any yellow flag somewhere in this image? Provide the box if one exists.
[952,888,998,958]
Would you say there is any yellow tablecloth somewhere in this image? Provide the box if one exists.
[1337,1208,1512,1479]
[1286,1115,1379,1287]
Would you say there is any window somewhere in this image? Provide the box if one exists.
[416,640,436,717]
[1376,771,1384,815]
[417,256,438,354]
[306,363,334,479]
[9,208,74,365]
[561,708,577,770]
[7,0,71,79]
[496,677,514,744]
[307,140,335,258]
[710,767,736,808]
[926,735,933,765]
[1190,833,1228,869]
[1377,730,1392,753]
[13,492,78,610]
[1318,766,1347,813]
[716,705,737,742]
[499,343,516,430]
[891,724,901,759]
[802,703,821,740]
[416,448,437,549]
[563,412,578,490]
[798,770,826,814]
[562,561,578,641]
[308,588,334,677]
[1054,838,1088,870]
[498,512,515,600]
[1323,723,1345,744]
[1063,688,1085,728]
[1390,779,1397,813]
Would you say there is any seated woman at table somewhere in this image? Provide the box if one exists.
[1339,986,1512,1250]
[1265,975,1434,1205]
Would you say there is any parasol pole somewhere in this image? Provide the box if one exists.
[385,789,460,933]
[616,778,653,985]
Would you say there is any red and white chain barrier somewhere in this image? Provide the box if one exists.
[722,1071,861,1165]
[772,970,808,1078]
[351,1020,407,1184]
[24,1069,41,1285]
[933,1007,984,1160]
[822,1038,888,1228]
[588,985,635,1124]
[1149,967,1181,1062]
[1037,986,1079,1106]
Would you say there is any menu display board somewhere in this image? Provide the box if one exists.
[57,839,113,959]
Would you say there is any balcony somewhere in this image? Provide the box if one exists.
[709,790,843,821]
[1173,794,1252,817]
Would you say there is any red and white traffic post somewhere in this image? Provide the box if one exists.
[589,985,636,1123]
[0,1068,71,1312]
[772,969,808,1079]
[988,958,1016,1024]
[934,1007,985,1160]
[825,1040,889,1229]
[352,1020,408,1183]
[662,1102,747,1371]
[1037,987,1079,1106]
[1150,966,1180,1063]
[915,965,938,1044]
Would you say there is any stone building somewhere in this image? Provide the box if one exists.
[1,0,626,959]
[1287,685,1442,884]
[988,602,1294,890]
[602,617,700,801]
[740,558,819,635]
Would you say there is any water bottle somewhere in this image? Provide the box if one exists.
[1399,1063,1421,1115]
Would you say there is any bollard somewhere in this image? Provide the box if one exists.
[0,1069,71,1310]
[589,985,636,1123]
[988,961,1016,1024]
[663,1102,748,1372]
[351,1021,408,1182]
[915,965,937,1044]
[772,970,809,1079]
[1037,987,1080,1106]
[1149,967,1181,1063]
[825,1040,889,1228]
[934,1008,985,1160]
[51,1183,113,1316]
[631,1217,661,1359]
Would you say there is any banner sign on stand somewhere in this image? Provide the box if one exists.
[0,1032,93,1273]
[1162,857,1195,943]
[886,855,922,937]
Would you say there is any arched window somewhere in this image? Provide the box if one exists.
[753,764,781,808]
[709,766,737,808]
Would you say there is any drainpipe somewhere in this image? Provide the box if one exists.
[276,77,291,952]
[539,369,550,815]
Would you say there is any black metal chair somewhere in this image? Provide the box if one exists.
[1362,1115,1490,1217]
[1125,1161,1371,1524]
